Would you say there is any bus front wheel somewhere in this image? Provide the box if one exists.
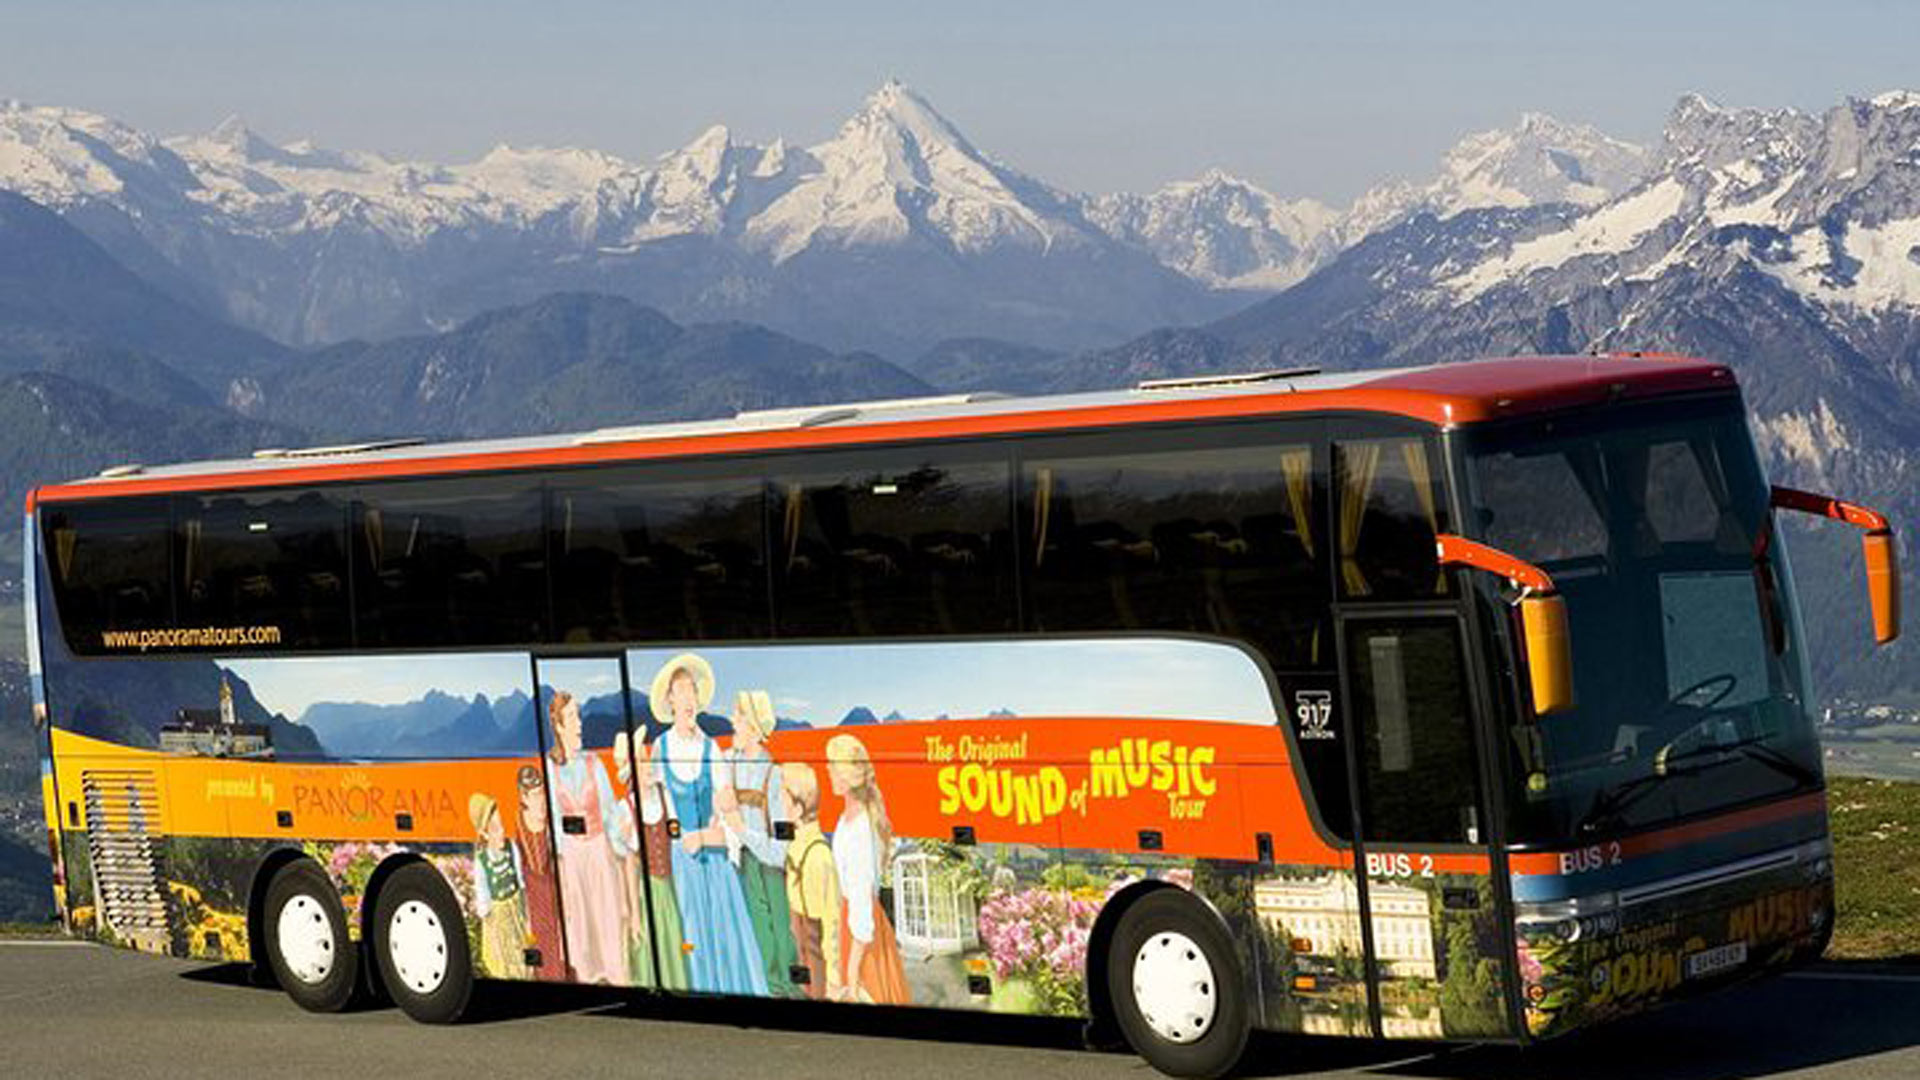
[371,861,473,1024]
[263,860,359,1013]
[1106,889,1250,1079]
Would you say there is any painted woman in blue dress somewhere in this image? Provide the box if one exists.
[648,652,769,996]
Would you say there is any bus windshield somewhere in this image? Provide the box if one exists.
[1465,394,1821,845]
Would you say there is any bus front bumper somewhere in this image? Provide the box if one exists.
[1512,837,1833,1040]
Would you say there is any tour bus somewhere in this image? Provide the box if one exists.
[26,355,1899,1078]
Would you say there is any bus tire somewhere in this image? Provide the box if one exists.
[371,861,473,1024]
[263,860,359,1013]
[1107,889,1250,1079]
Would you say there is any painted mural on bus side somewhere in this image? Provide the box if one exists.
[42,636,1504,1035]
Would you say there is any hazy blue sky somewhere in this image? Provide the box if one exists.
[6,1,1915,202]
[224,652,530,718]
[626,640,1279,730]
[223,639,1279,731]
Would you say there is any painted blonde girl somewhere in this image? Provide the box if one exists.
[825,733,910,1004]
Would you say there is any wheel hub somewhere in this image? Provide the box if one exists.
[275,893,336,985]
[1132,930,1218,1044]
[388,899,449,995]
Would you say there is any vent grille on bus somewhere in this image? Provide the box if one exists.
[1133,368,1321,392]
[575,392,1009,446]
[80,769,174,954]
[253,437,427,460]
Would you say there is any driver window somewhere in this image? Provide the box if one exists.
[1658,571,1770,711]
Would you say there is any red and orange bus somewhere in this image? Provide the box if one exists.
[26,355,1898,1077]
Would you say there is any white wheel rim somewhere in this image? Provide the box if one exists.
[275,893,337,985]
[1133,930,1218,1044]
[388,899,449,995]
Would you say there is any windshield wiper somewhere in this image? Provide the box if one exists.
[1574,765,1694,836]
[1578,735,1817,836]
[1730,739,1820,787]
[1655,733,1811,782]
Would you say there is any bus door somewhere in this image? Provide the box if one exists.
[1341,613,1513,1040]
[532,653,661,988]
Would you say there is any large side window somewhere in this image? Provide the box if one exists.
[355,478,547,646]
[43,496,173,651]
[773,453,1012,638]
[176,488,350,648]
[1021,427,1328,670]
[1335,436,1449,601]
[1348,620,1482,844]
[551,471,767,643]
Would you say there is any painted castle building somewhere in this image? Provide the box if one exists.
[159,674,273,759]
[1253,873,1437,980]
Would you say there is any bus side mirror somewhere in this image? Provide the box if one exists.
[1520,594,1575,716]
[1864,530,1900,645]
[1771,487,1900,646]
[1436,534,1576,717]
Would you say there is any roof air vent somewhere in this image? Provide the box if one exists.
[257,438,426,460]
[1134,368,1320,392]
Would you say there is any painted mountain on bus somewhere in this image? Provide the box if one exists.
[294,689,534,760]
[37,651,321,757]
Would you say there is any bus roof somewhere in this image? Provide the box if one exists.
[30,353,1734,507]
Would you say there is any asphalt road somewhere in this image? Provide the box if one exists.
[3,941,1919,1079]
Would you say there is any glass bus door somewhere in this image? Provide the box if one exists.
[1342,615,1513,1039]
[532,654,662,988]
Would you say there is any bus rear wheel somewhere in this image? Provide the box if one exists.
[1107,889,1250,1079]
[372,861,473,1024]
[263,860,359,1013]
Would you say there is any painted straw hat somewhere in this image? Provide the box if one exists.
[739,689,778,739]
[649,652,715,726]
[468,792,500,834]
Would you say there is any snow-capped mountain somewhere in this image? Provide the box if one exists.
[1085,170,1339,291]
[1338,111,1653,244]
[0,83,1227,353]
[1084,111,1653,296]
[0,86,1663,354]
[1435,92,1920,317]
[744,81,1104,261]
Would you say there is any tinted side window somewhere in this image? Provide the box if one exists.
[1644,439,1722,546]
[43,496,172,650]
[176,489,350,648]
[1349,620,1481,844]
[552,473,767,643]
[1472,446,1607,564]
[355,479,546,646]
[1022,432,1328,669]
[1335,437,1449,601]
[773,456,1012,638]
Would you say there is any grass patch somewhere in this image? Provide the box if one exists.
[1827,775,1920,962]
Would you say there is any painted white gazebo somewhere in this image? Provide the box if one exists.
[891,849,979,955]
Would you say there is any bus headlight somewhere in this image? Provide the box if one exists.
[1516,893,1619,944]
[1796,837,1833,882]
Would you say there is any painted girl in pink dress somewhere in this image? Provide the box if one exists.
[545,689,631,985]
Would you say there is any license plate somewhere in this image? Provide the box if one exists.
[1684,942,1748,979]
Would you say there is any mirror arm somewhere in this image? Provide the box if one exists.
[1769,486,1891,533]
[1435,533,1556,600]
[1436,533,1574,717]
[1770,485,1900,645]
